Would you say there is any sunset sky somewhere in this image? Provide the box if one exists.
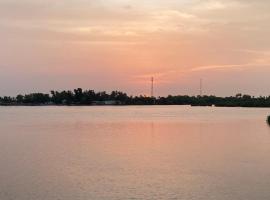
[1,0,270,96]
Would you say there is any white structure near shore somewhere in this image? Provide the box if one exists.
[91,100,122,105]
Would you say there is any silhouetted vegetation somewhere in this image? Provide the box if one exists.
[267,116,270,125]
[1,89,270,107]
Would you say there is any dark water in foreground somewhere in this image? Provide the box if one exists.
[0,106,270,200]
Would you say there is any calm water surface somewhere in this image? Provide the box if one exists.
[0,106,270,200]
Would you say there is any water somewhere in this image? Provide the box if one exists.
[0,106,270,200]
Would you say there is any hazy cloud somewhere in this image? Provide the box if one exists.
[1,0,270,96]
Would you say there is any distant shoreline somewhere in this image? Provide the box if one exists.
[1,88,270,108]
[1,103,270,108]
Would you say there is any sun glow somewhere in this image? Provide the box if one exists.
[1,0,270,96]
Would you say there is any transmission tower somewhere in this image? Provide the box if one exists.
[151,77,154,97]
[200,78,203,96]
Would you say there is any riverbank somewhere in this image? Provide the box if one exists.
[1,103,270,108]
[1,89,270,107]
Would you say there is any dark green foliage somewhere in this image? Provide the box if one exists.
[0,96,15,104]
[22,93,50,104]
[1,89,270,107]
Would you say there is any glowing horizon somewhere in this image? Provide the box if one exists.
[1,0,270,96]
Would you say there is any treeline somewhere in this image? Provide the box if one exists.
[0,89,153,105]
[1,89,270,107]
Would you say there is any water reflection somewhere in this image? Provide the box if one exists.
[0,106,270,200]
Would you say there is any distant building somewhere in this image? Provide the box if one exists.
[91,100,122,105]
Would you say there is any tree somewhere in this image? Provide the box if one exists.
[16,95,24,103]
[74,88,83,103]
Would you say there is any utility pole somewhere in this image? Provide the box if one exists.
[151,77,154,98]
[200,78,203,96]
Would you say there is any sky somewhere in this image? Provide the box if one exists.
[1,0,270,96]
